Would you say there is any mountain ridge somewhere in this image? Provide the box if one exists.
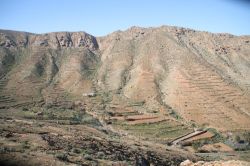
[2,24,250,37]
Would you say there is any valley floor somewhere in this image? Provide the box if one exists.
[0,103,250,166]
[0,106,197,166]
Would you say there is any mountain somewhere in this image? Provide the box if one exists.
[0,26,250,165]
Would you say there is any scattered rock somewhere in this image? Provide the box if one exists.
[36,111,43,116]
[180,159,193,166]
[180,160,250,166]
[135,156,150,166]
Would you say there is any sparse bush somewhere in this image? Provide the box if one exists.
[128,101,145,107]
[191,123,196,128]
[70,112,83,124]
[96,151,105,159]
[192,141,202,150]
[243,132,250,143]
[72,148,82,154]
[44,104,52,109]
[170,110,182,119]
[22,107,29,111]
[21,140,30,149]
[56,153,68,161]
[0,147,7,153]
[83,154,93,160]
[47,112,56,119]
[235,135,241,143]
[82,149,95,155]
[0,147,17,153]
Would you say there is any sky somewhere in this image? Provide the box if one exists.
[0,0,249,36]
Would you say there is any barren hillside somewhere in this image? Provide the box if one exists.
[0,26,250,165]
[96,26,250,131]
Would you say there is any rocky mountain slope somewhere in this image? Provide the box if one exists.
[1,26,250,131]
[0,26,250,165]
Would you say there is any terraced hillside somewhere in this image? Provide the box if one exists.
[1,26,250,131]
[96,26,250,132]
[0,26,250,165]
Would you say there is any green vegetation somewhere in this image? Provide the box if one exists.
[96,151,105,159]
[72,148,82,154]
[192,140,205,150]
[113,120,192,142]
[206,128,225,143]
[169,109,182,120]
[21,141,30,149]
[127,100,145,107]
[34,62,45,77]
[190,128,225,150]
[55,153,68,161]
[18,107,101,127]
[243,132,250,143]
[83,154,93,161]
[101,91,113,104]
[70,113,82,124]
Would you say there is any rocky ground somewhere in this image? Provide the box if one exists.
[0,106,196,166]
[180,159,250,166]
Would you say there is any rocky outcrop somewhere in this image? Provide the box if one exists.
[0,30,98,50]
[57,33,73,47]
[0,34,16,48]
[31,32,99,50]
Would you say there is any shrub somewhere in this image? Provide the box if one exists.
[70,113,83,124]
[72,148,82,154]
[243,132,250,143]
[83,154,93,160]
[235,135,241,143]
[0,147,17,153]
[56,153,68,161]
[96,151,105,159]
[170,110,182,119]
[21,141,30,149]
[22,107,29,111]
